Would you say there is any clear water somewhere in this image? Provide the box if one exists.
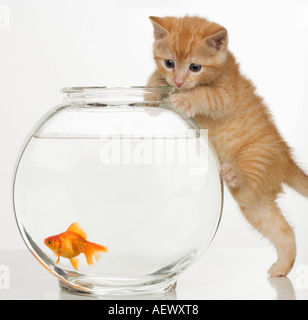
[14,135,222,294]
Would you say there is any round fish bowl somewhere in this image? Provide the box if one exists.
[13,87,223,296]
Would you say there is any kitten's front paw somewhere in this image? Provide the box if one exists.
[221,163,240,188]
[170,93,196,117]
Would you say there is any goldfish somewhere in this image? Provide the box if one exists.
[44,222,107,270]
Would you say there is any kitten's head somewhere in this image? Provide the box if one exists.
[150,16,228,90]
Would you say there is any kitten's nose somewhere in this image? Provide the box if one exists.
[175,80,184,88]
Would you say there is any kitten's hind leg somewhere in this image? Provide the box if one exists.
[240,202,296,277]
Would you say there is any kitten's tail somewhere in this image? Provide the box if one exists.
[287,162,308,198]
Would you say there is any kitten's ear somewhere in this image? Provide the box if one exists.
[204,29,228,53]
[149,16,169,40]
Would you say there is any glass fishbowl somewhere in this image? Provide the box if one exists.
[13,87,223,296]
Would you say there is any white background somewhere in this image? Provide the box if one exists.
[1,0,308,257]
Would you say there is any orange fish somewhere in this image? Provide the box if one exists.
[44,222,107,270]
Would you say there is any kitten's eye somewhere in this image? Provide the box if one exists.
[190,64,202,72]
[164,60,175,69]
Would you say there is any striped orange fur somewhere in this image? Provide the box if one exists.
[147,15,308,277]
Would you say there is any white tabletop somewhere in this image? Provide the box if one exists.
[1,245,308,300]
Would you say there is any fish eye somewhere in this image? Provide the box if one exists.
[190,64,202,72]
[48,240,52,244]
[164,60,175,69]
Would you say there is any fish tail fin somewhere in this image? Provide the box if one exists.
[69,258,79,270]
[83,241,108,266]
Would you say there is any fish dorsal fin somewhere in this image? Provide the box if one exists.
[67,222,87,239]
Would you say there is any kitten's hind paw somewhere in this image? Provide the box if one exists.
[221,163,240,188]
[268,262,292,277]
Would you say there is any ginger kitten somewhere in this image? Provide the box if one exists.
[147,15,308,277]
